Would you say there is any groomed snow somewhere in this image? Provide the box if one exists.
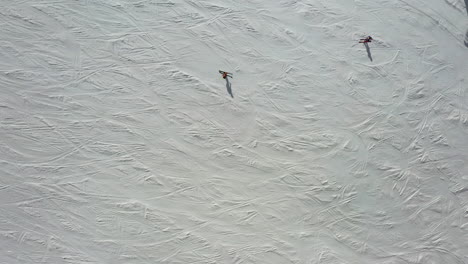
[1,0,468,263]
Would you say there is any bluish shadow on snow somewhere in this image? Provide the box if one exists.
[464,1,468,47]
[465,30,468,48]
[364,42,373,61]
[226,78,233,98]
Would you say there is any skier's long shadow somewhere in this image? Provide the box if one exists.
[226,78,233,98]
[465,30,468,48]
[465,0,468,47]
[365,42,373,61]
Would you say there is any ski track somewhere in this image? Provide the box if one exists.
[1,0,468,263]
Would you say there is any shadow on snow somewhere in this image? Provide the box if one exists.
[465,1,468,47]
[226,78,233,98]
[364,42,373,61]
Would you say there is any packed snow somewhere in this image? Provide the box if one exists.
[1,0,468,263]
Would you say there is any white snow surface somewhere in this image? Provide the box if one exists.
[1,0,468,263]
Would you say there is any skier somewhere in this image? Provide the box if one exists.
[359,36,373,43]
[219,70,232,79]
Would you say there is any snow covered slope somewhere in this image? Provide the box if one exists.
[1,0,468,263]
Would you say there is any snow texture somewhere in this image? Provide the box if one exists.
[1,0,468,263]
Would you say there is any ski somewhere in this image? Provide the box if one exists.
[219,70,233,78]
